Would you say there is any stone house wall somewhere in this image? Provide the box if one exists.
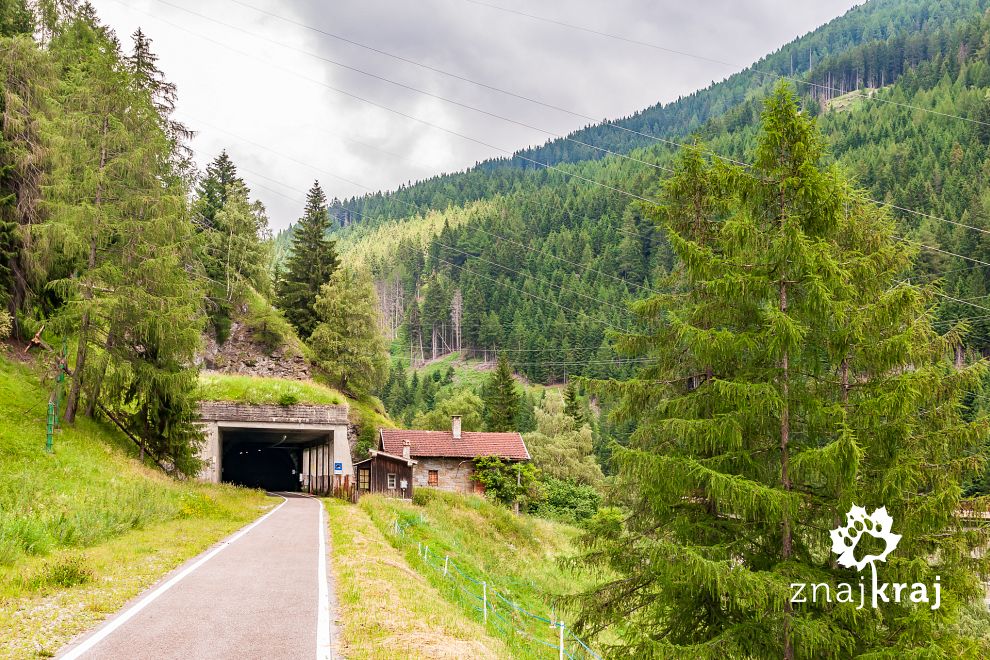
[411,457,480,494]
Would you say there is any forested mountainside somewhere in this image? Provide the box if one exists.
[311,2,990,389]
[298,0,990,230]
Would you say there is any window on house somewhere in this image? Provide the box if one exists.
[428,469,439,487]
[358,467,370,491]
[387,473,397,489]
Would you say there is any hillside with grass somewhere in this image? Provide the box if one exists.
[352,489,603,659]
[0,354,275,658]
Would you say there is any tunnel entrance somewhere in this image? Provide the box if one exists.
[220,428,329,493]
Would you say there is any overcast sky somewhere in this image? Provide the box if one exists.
[89,0,863,231]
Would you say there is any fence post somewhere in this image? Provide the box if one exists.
[443,555,449,576]
[558,622,564,660]
[417,541,421,557]
[482,581,488,623]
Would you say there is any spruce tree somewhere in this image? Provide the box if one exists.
[563,380,584,425]
[278,181,338,338]
[483,354,520,432]
[576,84,990,657]
[194,151,241,230]
[41,12,205,472]
[516,391,537,433]
[309,267,388,395]
[0,0,31,37]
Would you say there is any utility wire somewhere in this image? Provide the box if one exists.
[150,0,674,176]
[194,116,990,321]
[148,4,990,329]
[462,0,990,129]
[224,0,746,165]
[190,124,990,326]
[131,0,990,258]
[439,257,633,333]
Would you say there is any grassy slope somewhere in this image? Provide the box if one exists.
[325,498,509,659]
[358,490,602,659]
[196,373,345,405]
[0,355,274,659]
[397,350,553,398]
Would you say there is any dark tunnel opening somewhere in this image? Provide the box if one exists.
[222,440,301,491]
[219,428,330,492]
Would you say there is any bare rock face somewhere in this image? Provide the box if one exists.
[347,423,360,455]
[198,321,311,380]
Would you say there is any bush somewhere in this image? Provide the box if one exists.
[28,554,93,592]
[0,310,11,340]
[276,391,300,406]
[411,488,435,507]
[532,477,602,523]
[472,456,541,508]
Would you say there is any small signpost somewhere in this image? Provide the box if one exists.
[333,462,343,474]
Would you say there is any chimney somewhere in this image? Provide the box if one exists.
[451,415,462,440]
[402,438,410,460]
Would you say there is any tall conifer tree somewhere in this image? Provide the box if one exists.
[309,267,388,395]
[278,181,338,338]
[483,354,520,432]
[194,151,240,231]
[576,84,989,657]
[42,13,205,474]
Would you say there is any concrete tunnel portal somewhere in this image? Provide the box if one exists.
[196,401,353,495]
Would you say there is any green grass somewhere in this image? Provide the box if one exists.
[395,350,552,399]
[197,370,396,459]
[196,373,345,406]
[358,490,603,659]
[0,354,274,658]
[324,499,510,659]
[825,87,883,112]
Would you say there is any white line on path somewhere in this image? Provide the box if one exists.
[316,500,332,660]
[59,496,289,660]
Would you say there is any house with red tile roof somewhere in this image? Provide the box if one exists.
[364,415,530,495]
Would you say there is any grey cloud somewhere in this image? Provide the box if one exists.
[91,0,861,230]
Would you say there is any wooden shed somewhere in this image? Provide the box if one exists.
[354,449,416,499]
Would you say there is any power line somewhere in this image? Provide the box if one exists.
[146,4,990,329]
[191,117,990,327]
[462,0,990,129]
[224,0,746,166]
[130,0,990,257]
[434,241,637,318]
[203,142,990,332]
[439,257,632,333]
[200,113,990,320]
[149,0,674,177]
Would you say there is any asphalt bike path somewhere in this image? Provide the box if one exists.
[56,493,334,660]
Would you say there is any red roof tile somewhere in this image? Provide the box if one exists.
[380,429,530,461]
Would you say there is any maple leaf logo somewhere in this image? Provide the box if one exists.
[829,505,901,571]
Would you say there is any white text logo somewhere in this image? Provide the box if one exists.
[790,505,940,610]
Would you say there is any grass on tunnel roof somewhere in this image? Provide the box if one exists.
[196,373,345,406]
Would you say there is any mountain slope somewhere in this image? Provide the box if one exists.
[330,2,990,390]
